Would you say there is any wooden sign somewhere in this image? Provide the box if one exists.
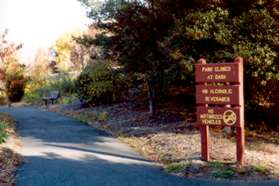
[196,85,240,105]
[197,106,241,127]
[195,57,245,166]
[195,63,241,83]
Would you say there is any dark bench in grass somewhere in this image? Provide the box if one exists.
[42,90,60,106]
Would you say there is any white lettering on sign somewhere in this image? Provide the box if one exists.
[214,66,231,72]
[214,74,226,80]
[200,112,223,125]
[199,109,237,126]
[202,67,213,72]
[201,88,233,95]
[205,96,230,102]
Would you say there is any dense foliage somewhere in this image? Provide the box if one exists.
[75,61,129,105]
[24,72,77,105]
[164,2,279,129]
[79,0,279,129]
[47,74,76,96]
[52,31,89,72]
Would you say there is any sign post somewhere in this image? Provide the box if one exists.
[195,57,244,166]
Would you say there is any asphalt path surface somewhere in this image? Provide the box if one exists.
[0,107,278,186]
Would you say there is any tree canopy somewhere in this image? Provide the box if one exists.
[77,0,279,128]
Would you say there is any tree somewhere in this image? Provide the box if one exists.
[77,0,230,114]
[79,0,139,19]
[0,30,22,84]
[25,48,51,93]
[79,0,181,114]
[79,0,279,129]
[0,30,25,104]
[164,0,279,129]
[5,65,26,103]
[52,30,85,72]
[0,30,22,73]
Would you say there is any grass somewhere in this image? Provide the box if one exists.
[166,163,186,173]
[271,136,279,143]
[73,114,91,123]
[254,165,268,173]
[212,168,236,179]
[208,161,225,169]
[0,113,16,128]
[208,161,236,179]
[0,122,9,144]
[73,112,109,123]
[97,112,109,122]
[0,113,16,144]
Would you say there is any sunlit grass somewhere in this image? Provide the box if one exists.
[166,163,186,173]
[254,165,268,173]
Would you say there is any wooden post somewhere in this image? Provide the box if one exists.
[236,126,245,165]
[201,125,210,161]
[235,57,245,166]
[195,57,245,165]
[197,58,210,161]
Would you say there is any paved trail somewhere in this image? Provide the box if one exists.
[0,107,278,186]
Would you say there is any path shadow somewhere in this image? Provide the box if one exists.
[17,152,279,186]
[0,107,110,144]
[16,153,188,186]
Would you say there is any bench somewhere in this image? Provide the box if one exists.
[42,90,60,106]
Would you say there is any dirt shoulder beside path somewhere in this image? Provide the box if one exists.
[0,112,23,184]
[50,101,279,181]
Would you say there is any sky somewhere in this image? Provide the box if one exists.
[0,0,91,63]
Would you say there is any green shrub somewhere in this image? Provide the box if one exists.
[24,73,77,105]
[0,122,9,144]
[60,95,77,105]
[47,73,76,96]
[75,61,129,105]
[23,91,42,104]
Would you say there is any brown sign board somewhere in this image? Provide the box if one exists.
[197,106,241,127]
[195,57,244,165]
[196,85,241,105]
[195,63,241,83]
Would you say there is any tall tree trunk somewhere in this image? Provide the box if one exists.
[149,0,157,115]
[147,81,156,115]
